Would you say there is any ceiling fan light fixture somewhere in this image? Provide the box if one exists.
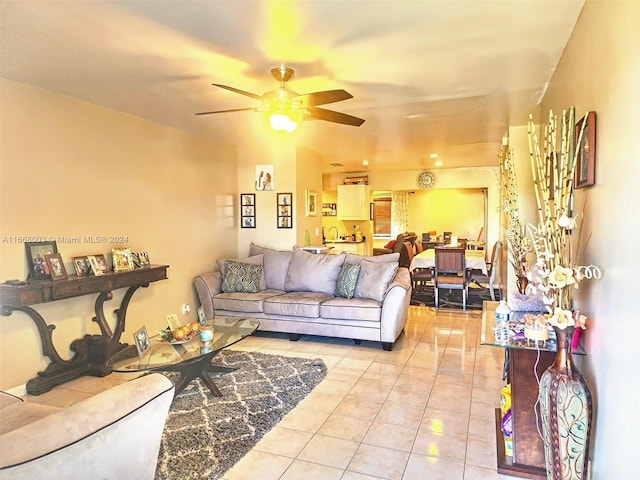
[269,113,299,132]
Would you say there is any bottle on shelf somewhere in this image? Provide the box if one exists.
[495,300,511,345]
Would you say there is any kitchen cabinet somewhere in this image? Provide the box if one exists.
[337,184,369,220]
[325,242,368,256]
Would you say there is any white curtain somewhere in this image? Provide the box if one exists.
[391,192,409,237]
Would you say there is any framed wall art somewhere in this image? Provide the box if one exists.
[305,189,317,217]
[112,248,134,272]
[277,192,293,229]
[45,253,67,281]
[574,111,596,189]
[240,193,256,228]
[255,164,274,191]
[25,241,58,280]
[72,256,91,276]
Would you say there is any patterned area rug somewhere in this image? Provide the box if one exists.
[154,350,327,480]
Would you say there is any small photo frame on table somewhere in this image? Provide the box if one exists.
[305,189,317,217]
[25,241,58,280]
[87,254,109,276]
[45,253,67,281]
[112,248,134,272]
[133,326,151,357]
[277,192,293,229]
[72,256,91,276]
[574,111,596,189]
[240,193,256,228]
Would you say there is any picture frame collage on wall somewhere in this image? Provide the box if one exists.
[24,240,151,280]
[241,193,256,228]
[277,193,293,228]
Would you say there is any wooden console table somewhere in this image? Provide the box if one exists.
[0,265,168,394]
[480,301,585,479]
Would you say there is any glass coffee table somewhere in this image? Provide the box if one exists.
[109,316,259,396]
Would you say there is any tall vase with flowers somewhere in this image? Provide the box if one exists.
[526,110,601,480]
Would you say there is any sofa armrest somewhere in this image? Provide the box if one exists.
[380,267,412,344]
[0,373,174,479]
[194,270,222,321]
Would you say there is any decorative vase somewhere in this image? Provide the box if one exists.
[516,275,529,294]
[538,325,593,480]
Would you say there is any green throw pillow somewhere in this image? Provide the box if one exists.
[221,260,263,293]
[335,263,361,299]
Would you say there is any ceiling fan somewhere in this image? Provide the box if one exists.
[195,66,365,132]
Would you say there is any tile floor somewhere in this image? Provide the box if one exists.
[22,305,514,480]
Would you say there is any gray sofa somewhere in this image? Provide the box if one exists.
[194,244,412,350]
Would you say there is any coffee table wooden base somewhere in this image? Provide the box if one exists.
[156,350,236,396]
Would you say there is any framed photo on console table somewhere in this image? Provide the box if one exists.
[277,192,293,229]
[45,253,67,281]
[25,241,58,280]
[240,193,256,228]
[72,256,91,276]
[574,111,596,189]
[112,248,134,272]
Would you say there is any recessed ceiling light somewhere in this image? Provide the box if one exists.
[435,160,443,167]
[362,160,369,166]
[429,153,439,159]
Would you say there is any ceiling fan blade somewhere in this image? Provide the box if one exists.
[296,89,353,107]
[308,107,365,126]
[195,107,255,116]
[211,84,265,101]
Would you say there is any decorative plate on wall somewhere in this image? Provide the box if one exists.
[417,171,436,189]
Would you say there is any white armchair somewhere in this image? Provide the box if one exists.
[0,373,174,480]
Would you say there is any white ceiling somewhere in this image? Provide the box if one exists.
[1,0,584,174]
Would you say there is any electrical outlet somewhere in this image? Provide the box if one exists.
[166,313,180,330]
[181,303,190,315]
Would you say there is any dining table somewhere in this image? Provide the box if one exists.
[409,248,488,275]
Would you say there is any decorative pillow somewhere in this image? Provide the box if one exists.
[335,263,361,299]
[354,259,398,302]
[217,254,266,290]
[345,252,400,265]
[284,248,346,294]
[263,250,292,291]
[384,240,397,250]
[221,260,263,293]
[248,242,277,257]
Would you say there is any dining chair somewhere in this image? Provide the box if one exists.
[434,247,468,310]
[469,240,503,301]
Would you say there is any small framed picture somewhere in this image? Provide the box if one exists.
[45,253,67,281]
[277,192,293,229]
[87,254,109,276]
[255,164,274,191]
[112,248,134,272]
[133,326,151,357]
[240,193,256,228]
[72,256,91,276]
[305,189,317,217]
[25,241,58,280]
[574,111,596,189]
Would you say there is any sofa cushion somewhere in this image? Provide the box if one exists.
[354,260,398,302]
[319,297,382,322]
[346,252,400,265]
[263,250,292,291]
[248,242,277,256]
[335,263,361,299]
[221,260,263,293]
[263,291,334,317]
[284,248,346,294]
[213,289,285,313]
[217,254,266,290]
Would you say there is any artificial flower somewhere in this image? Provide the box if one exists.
[549,307,573,329]
[547,265,576,289]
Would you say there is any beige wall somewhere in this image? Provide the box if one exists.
[538,1,639,476]
[0,79,239,389]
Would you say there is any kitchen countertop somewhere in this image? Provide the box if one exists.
[324,239,366,244]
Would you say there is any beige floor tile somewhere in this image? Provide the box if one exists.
[363,421,417,452]
[297,391,343,413]
[279,459,343,480]
[468,416,497,443]
[427,393,471,415]
[420,409,469,437]
[465,438,498,469]
[358,370,399,387]
[392,374,434,393]
[412,430,467,462]
[348,444,410,480]
[313,378,354,396]
[341,471,384,480]
[26,388,93,408]
[472,386,501,404]
[223,450,293,480]
[431,382,472,399]
[386,388,429,410]
[253,426,313,457]
[297,434,360,469]
[349,381,393,402]
[277,407,331,433]
[470,401,498,422]
[463,464,515,479]
[365,361,405,377]
[375,401,424,429]
[325,367,363,384]
[333,396,383,421]
[402,454,462,480]
[317,413,372,442]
